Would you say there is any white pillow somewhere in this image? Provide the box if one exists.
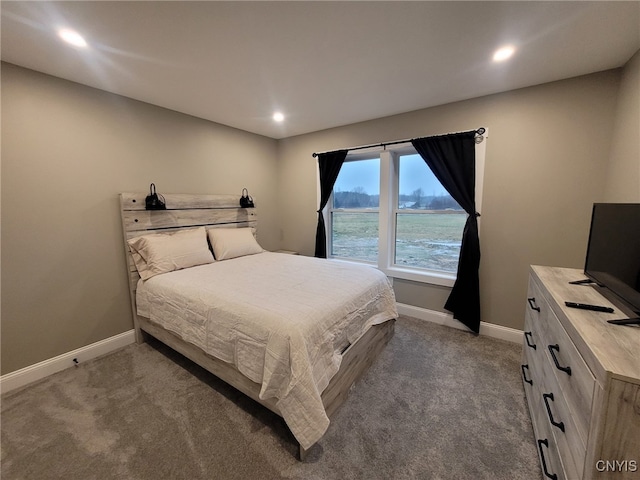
[207,227,264,260]
[128,227,214,280]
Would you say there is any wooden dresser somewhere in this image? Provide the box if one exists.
[522,266,640,480]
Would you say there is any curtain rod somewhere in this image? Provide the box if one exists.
[311,127,485,158]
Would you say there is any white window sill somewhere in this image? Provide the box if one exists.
[327,257,456,287]
[382,265,456,287]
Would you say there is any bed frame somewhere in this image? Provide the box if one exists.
[119,192,395,460]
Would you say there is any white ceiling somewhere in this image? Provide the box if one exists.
[2,1,639,139]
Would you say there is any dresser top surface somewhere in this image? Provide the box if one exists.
[531,265,640,385]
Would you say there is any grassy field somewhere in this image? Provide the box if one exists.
[331,212,466,272]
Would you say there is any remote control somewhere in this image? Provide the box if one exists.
[607,318,640,326]
[568,278,594,285]
[565,301,614,313]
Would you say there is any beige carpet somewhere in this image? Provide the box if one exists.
[1,315,541,479]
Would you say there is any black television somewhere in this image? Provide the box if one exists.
[584,203,640,317]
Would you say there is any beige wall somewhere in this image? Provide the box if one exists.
[277,69,623,328]
[1,63,279,374]
[2,51,638,375]
[604,49,640,202]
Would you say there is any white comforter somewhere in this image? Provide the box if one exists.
[136,252,397,448]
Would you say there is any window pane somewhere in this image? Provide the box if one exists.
[398,154,462,210]
[333,158,380,208]
[331,157,380,261]
[395,213,466,272]
[396,153,465,272]
[331,212,378,262]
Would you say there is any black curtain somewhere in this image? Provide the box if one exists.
[411,132,481,333]
[314,149,348,258]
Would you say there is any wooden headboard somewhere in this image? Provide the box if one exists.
[119,192,257,341]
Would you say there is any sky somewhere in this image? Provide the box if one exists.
[334,154,449,197]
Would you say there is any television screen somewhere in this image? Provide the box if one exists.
[584,203,640,315]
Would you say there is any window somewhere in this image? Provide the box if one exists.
[325,138,485,286]
[330,157,379,263]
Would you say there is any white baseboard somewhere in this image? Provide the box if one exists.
[396,303,523,344]
[0,330,136,394]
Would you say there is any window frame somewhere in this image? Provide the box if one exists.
[322,131,486,287]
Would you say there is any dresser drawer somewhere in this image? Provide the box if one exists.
[523,308,542,362]
[526,279,596,444]
[530,386,567,480]
[537,355,586,479]
[539,306,595,445]
[522,309,545,382]
[522,344,566,480]
[521,325,542,395]
[523,312,584,480]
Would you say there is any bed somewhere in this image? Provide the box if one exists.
[119,192,397,459]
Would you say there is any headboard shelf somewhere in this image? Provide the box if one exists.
[121,193,245,210]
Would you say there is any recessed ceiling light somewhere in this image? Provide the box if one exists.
[58,29,88,48]
[493,45,515,62]
[273,112,285,122]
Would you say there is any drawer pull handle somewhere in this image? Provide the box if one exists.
[528,297,541,312]
[537,439,558,480]
[524,331,537,350]
[521,364,533,385]
[548,344,572,376]
[543,393,565,432]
